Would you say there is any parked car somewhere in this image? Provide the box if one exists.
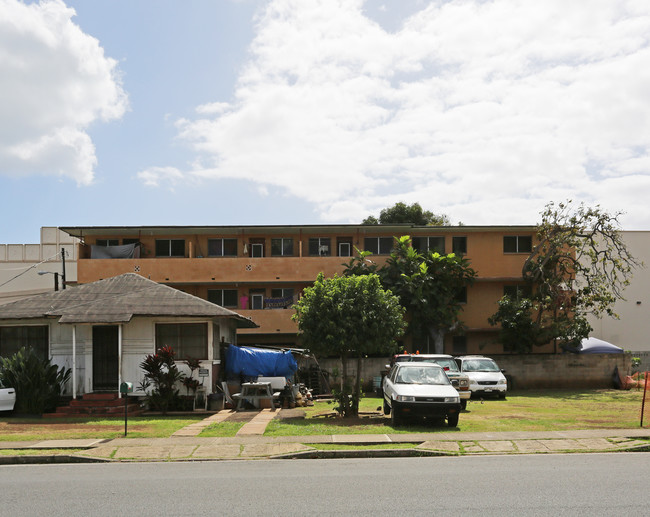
[383,362,461,427]
[388,354,471,409]
[0,381,16,412]
[455,355,507,398]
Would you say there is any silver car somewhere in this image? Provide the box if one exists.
[383,362,461,427]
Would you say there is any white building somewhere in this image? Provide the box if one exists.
[588,231,650,367]
[0,227,77,305]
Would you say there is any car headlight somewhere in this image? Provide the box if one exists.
[459,379,469,387]
[444,397,460,403]
[396,395,415,402]
[498,379,507,385]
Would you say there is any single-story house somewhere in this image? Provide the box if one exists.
[0,273,258,398]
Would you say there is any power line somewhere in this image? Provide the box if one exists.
[0,251,65,289]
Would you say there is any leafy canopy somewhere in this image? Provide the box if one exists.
[293,273,405,357]
[362,202,450,226]
[343,236,477,350]
[489,200,641,353]
[292,273,405,416]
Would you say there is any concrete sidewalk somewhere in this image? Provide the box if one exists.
[1,408,649,463]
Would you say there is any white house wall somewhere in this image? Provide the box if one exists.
[588,231,650,353]
[2,316,229,397]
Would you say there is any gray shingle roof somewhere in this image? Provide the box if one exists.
[0,273,258,327]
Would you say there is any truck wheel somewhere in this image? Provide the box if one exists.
[383,400,391,415]
[447,413,459,427]
[460,399,467,410]
[499,392,506,400]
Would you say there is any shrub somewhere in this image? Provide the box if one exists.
[139,346,184,413]
[0,347,71,415]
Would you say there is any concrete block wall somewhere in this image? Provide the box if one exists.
[319,354,632,392]
[493,354,631,390]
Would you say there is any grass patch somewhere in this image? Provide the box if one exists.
[198,421,245,437]
[0,415,205,441]
[0,448,84,456]
[0,390,646,440]
[265,389,648,436]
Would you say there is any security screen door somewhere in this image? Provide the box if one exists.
[92,325,119,391]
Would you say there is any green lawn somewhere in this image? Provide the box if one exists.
[0,415,205,441]
[198,421,245,437]
[1,390,647,440]
[264,389,648,435]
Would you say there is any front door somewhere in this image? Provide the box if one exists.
[92,326,119,391]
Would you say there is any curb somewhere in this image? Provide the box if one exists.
[0,454,109,465]
[271,449,455,459]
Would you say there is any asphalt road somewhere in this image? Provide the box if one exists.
[1,454,649,516]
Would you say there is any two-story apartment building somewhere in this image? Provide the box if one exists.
[60,224,543,356]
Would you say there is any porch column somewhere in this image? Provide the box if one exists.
[72,325,77,399]
[118,324,123,397]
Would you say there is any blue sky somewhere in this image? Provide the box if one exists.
[2,0,650,244]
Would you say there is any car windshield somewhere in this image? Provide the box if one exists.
[413,357,458,371]
[395,367,448,385]
[462,359,500,372]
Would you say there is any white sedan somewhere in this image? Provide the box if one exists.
[383,362,461,427]
[0,382,16,412]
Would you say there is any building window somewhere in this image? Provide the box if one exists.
[452,236,467,255]
[456,286,467,304]
[122,238,140,246]
[271,238,294,256]
[308,238,331,256]
[96,239,119,247]
[503,236,532,253]
[504,285,532,300]
[452,335,467,355]
[155,239,185,257]
[337,237,353,257]
[155,323,207,359]
[0,325,49,361]
[208,238,237,257]
[364,237,394,255]
[207,289,238,308]
[251,293,265,310]
[268,288,295,309]
[414,236,445,254]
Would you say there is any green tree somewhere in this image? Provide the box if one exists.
[344,236,477,353]
[362,202,451,226]
[378,236,476,352]
[490,200,641,352]
[292,273,405,417]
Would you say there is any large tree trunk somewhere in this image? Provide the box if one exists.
[340,354,351,417]
[428,326,445,354]
[351,354,362,417]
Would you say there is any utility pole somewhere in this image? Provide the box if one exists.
[61,247,67,289]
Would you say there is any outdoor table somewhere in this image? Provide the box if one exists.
[236,381,275,410]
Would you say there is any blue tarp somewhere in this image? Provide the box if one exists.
[225,346,298,377]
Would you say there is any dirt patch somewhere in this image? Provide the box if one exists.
[310,411,387,427]
[276,408,307,420]
[222,411,261,423]
[0,421,141,436]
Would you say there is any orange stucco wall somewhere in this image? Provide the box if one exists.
[74,226,537,353]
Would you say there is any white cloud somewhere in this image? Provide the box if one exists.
[0,0,127,185]
[137,166,185,189]
[147,0,650,228]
